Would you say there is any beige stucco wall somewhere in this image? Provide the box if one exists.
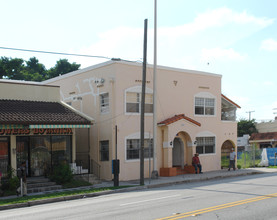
[256,120,277,133]
[0,80,60,102]
[44,61,238,181]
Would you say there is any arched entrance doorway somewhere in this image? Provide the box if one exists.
[221,140,235,168]
[172,132,193,170]
[173,137,184,169]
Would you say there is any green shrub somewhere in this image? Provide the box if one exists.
[0,166,19,196]
[50,164,73,185]
[237,164,241,169]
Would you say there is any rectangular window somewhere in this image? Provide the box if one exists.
[0,137,10,178]
[126,139,153,160]
[126,92,140,113]
[126,92,153,113]
[100,140,109,161]
[100,93,109,113]
[196,137,215,154]
[195,97,215,116]
[145,93,153,113]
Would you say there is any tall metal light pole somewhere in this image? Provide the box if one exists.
[151,0,158,179]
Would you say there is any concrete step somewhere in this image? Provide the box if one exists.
[28,181,57,189]
[74,174,101,184]
[27,177,51,184]
[26,177,62,194]
[27,185,62,194]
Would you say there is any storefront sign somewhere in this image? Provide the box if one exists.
[0,128,73,136]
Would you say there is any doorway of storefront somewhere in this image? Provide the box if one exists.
[173,137,184,169]
[16,136,72,177]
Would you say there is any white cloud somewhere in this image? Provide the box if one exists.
[194,7,273,29]
[262,81,275,86]
[201,48,246,61]
[71,7,274,68]
[159,7,274,37]
[260,39,277,51]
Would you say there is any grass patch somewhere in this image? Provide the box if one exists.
[0,185,134,206]
[268,166,277,168]
[221,156,229,168]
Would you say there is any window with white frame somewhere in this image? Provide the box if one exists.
[100,93,109,113]
[100,140,109,161]
[126,139,153,160]
[126,92,153,113]
[195,97,215,115]
[196,137,215,154]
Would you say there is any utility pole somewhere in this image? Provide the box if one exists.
[113,125,119,187]
[246,111,255,121]
[140,18,148,186]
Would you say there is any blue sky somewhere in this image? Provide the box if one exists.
[1,0,277,121]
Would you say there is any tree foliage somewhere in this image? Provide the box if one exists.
[237,119,258,137]
[0,56,80,82]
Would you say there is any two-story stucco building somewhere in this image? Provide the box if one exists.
[44,60,240,181]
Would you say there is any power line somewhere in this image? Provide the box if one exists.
[0,46,142,64]
[0,46,111,60]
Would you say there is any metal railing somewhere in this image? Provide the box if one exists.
[75,152,89,175]
[90,159,101,179]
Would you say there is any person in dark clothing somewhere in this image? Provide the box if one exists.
[192,153,203,174]
[17,161,27,196]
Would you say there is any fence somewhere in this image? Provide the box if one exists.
[237,148,262,168]
[221,147,262,169]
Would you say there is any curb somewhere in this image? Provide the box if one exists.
[0,171,265,211]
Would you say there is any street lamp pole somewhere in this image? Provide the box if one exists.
[151,0,158,179]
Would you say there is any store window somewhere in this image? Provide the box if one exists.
[30,136,51,177]
[51,136,72,166]
[196,137,215,154]
[100,140,109,161]
[16,135,72,177]
[0,137,10,178]
[16,137,30,177]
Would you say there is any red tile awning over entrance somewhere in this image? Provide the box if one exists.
[158,114,201,127]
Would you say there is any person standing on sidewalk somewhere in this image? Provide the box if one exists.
[17,161,27,196]
[228,148,236,171]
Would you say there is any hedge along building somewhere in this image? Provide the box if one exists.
[0,80,94,178]
[43,60,240,181]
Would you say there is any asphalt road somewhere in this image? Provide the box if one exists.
[1,173,277,220]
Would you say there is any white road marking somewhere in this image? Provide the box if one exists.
[120,194,180,206]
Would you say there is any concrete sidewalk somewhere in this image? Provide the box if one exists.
[1,167,277,211]
[94,167,277,188]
